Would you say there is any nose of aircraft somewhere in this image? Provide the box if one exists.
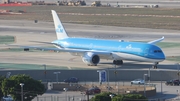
[161,51,166,60]
[155,49,166,61]
[153,45,166,61]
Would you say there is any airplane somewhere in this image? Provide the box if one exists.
[13,10,166,69]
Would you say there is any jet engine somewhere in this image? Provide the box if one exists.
[82,52,100,66]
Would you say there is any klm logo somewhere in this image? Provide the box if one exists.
[56,25,63,33]
[126,44,132,49]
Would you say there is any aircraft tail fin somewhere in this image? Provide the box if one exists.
[51,10,68,39]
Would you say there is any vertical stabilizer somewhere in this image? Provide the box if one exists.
[51,10,68,39]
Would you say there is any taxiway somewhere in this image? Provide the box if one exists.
[0,20,180,70]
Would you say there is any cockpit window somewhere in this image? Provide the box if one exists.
[154,50,162,53]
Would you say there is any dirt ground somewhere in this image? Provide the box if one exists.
[1,6,180,30]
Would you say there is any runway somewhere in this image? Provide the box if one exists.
[0,20,180,70]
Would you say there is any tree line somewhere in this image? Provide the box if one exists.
[0,74,46,101]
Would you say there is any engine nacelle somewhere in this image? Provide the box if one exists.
[82,52,100,66]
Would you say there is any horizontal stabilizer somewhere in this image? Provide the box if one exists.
[29,41,64,48]
[29,41,53,44]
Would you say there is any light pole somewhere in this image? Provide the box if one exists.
[63,88,68,101]
[161,71,163,95]
[175,63,179,80]
[114,64,117,86]
[53,72,61,83]
[144,74,147,97]
[6,72,11,78]
[157,70,163,95]
[106,68,110,92]
[148,67,151,83]
[43,64,47,82]
[20,83,24,101]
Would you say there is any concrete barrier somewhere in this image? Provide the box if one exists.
[0,70,178,82]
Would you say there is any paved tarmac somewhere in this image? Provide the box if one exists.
[0,20,180,70]
[0,1,180,101]
[0,20,180,100]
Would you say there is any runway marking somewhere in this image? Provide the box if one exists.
[40,32,45,34]
[27,32,34,33]
[69,57,77,61]
[58,13,180,18]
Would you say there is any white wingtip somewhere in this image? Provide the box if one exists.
[148,36,165,44]
[162,36,164,39]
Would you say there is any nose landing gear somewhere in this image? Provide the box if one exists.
[152,62,159,69]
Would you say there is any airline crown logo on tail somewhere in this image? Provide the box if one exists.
[56,25,64,33]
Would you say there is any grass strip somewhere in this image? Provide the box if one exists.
[0,36,15,44]
[1,6,180,30]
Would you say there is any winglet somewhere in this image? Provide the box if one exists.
[51,10,69,39]
[148,36,164,44]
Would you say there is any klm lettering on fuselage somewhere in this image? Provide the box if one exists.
[126,44,132,49]
[56,25,64,33]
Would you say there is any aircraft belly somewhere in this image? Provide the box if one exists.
[115,53,164,62]
[70,53,113,59]
[99,55,113,60]
[68,52,163,63]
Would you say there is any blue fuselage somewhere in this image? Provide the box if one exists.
[53,38,165,61]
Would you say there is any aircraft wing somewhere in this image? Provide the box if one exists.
[7,44,112,56]
[147,36,164,44]
[7,44,61,51]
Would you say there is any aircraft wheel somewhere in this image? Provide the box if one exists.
[152,66,157,69]
[113,60,123,65]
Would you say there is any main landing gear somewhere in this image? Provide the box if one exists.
[113,60,123,65]
[152,62,159,69]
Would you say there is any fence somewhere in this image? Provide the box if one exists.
[33,94,89,101]
[32,82,158,101]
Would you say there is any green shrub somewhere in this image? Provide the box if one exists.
[112,94,147,101]
[112,95,124,101]
[90,92,147,101]
[123,94,147,101]
[90,92,112,101]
